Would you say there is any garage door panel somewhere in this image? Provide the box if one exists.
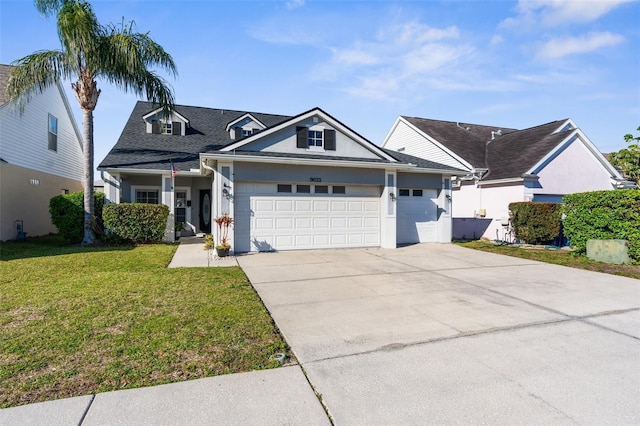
[295,218,312,228]
[275,200,293,211]
[397,189,438,244]
[236,183,380,252]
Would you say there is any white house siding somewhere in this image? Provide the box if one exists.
[383,120,470,171]
[532,138,614,197]
[0,83,83,182]
[452,183,525,240]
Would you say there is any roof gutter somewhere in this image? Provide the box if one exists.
[200,152,413,171]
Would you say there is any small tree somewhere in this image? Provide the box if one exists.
[609,126,640,185]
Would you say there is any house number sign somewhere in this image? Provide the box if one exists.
[310,177,322,182]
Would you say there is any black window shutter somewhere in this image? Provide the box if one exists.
[151,120,160,134]
[296,126,307,148]
[234,127,242,140]
[172,122,181,135]
[252,128,259,134]
[324,129,336,150]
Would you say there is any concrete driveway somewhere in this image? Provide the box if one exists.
[237,244,640,425]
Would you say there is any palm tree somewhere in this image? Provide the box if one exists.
[7,0,177,244]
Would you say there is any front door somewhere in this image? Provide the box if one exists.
[199,190,211,233]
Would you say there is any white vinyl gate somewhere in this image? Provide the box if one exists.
[234,183,381,252]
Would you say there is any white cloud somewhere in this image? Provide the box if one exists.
[501,0,632,29]
[537,31,625,59]
[285,0,305,10]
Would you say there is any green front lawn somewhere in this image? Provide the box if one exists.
[0,236,286,408]
[456,240,640,280]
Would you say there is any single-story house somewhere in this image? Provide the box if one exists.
[0,64,84,241]
[382,116,633,241]
[99,102,464,252]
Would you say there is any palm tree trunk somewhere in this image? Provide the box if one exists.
[81,107,95,245]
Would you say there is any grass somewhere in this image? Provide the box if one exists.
[0,235,287,408]
[456,240,640,280]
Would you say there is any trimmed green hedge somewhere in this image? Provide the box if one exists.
[562,190,640,262]
[102,203,169,243]
[49,192,105,243]
[508,202,562,245]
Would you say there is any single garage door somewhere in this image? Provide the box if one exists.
[234,182,381,252]
[397,188,438,244]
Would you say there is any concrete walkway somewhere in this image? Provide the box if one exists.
[168,236,238,268]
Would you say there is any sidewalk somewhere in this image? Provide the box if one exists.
[168,236,238,268]
[0,367,330,426]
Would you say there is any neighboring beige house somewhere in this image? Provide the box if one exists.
[0,64,84,241]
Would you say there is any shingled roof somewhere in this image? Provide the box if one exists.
[99,101,292,172]
[100,102,464,174]
[402,116,573,180]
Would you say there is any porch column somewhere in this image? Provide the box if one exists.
[437,176,452,242]
[214,162,234,253]
[380,169,397,249]
[161,174,174,242]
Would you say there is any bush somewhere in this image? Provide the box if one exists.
[49,192,105,243]
[509,202,562,245]
[562,190,640,262]
[103,203,169,243]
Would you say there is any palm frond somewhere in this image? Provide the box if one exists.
[57,0,102,67]
[34,0,65,16]
[8,50,71,106]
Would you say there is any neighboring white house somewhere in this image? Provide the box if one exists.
[382,116,632,241]
[99,102,464,252]
[0,64,84,241]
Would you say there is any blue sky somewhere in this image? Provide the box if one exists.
[1,0,639,170]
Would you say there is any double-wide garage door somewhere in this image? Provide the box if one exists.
[234,183,380,252]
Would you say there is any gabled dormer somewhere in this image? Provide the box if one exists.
[226,113,266,140]
[143,108,190,136]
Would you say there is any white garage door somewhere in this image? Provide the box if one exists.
[397,188,438,244]
[234,183,381,252]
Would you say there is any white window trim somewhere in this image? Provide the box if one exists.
[131,185,161,204]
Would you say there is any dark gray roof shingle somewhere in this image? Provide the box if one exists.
[403,116,572,180]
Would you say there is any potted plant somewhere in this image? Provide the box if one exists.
[175,221,185,238]
[214,214,233,257]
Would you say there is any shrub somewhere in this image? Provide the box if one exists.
[102,203,169,243]
[49,192,105,243]
[562,190,640,262]
[508,202,562,245]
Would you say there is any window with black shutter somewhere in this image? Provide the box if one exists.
[296,126,307,148]
[324,129,336,150]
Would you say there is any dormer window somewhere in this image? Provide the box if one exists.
[242,129,253,138]
[144,108,189,136]
[308,130,323,147]
[162,122,172,135]
[296,127,336,151]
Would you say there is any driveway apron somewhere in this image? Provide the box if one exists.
[238,244,640,425]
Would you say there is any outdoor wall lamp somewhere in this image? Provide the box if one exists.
[389,192,396,201]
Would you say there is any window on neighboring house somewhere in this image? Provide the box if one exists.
[136,190,159,204]
[308,130,323,147]
[48,114,58,151]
